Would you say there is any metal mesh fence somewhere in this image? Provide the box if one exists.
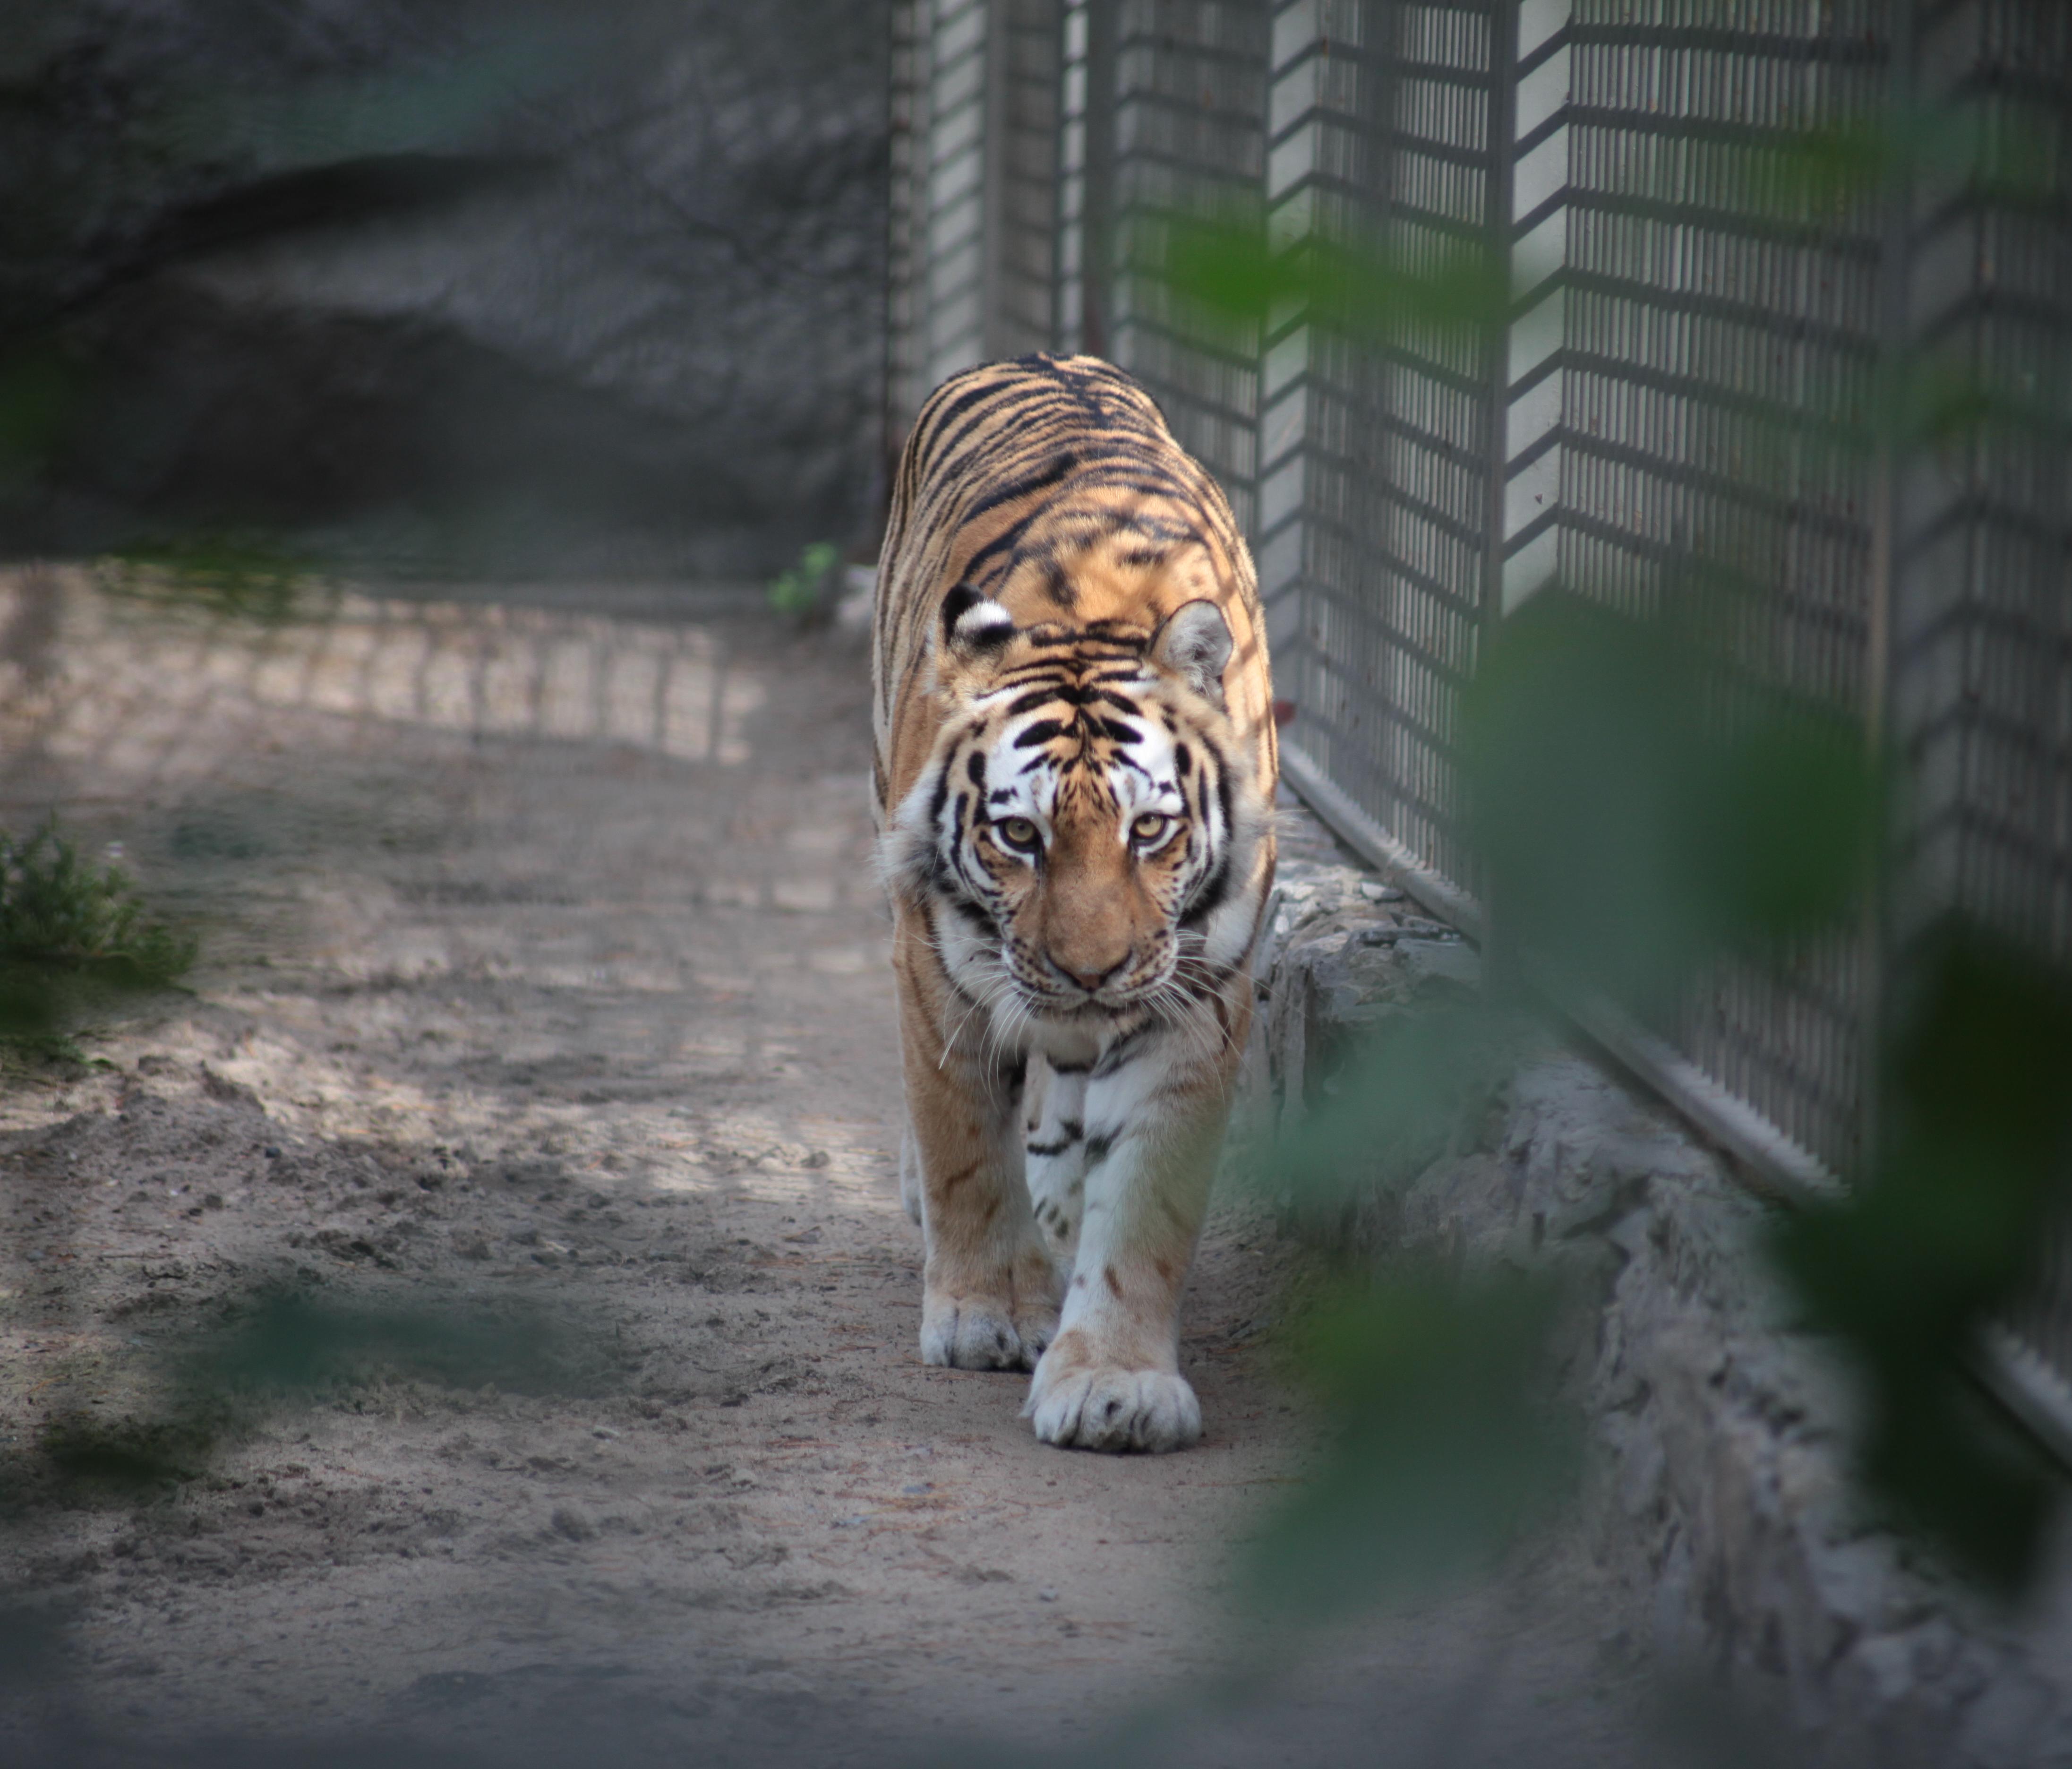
[1557,5,1891,1173]
[1110,0,1274,537]
[1888,0,2072,1382]
[886,0,2072,1401]
[1266,0,1505,898]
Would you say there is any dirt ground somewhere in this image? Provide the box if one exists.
[0,570,1667,1767]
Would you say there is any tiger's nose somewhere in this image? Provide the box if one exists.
[1055,955,1128,994]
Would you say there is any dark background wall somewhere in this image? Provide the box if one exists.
[0,0,890,578]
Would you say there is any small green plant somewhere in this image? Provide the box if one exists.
[0,820,196,1052]
[93,531,312,622]
[767,540,841,621]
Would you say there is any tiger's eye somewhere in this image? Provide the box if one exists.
[1131,813,1170,842]
[998,816,1039,849]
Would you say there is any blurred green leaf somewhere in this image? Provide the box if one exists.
[1745,116,1896,222]
[1162,217,1508,340]
[153,31,584,176]
[1744,103,2062,224]
[186,1287,606,1398]
[1464,590,1877,1009]
[94,531,312,622]
[1769,923,2072,1596]
[768,539,841,620]
[1262,999,1523,1224]
[1246,1266,1577,1617]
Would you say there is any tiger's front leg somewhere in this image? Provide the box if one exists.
[1024,1030,1238,1452]
[894,916,1061,1372]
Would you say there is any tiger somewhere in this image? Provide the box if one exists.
[872,352,1277,1452]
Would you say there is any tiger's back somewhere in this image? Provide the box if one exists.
[873,353,1275,828]
[872,353,1276,1453]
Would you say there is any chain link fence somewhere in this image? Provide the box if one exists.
[883,0,2072,1411]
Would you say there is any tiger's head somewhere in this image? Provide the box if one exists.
[885,589,1267,1025]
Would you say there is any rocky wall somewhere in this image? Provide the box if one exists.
[1,0,889,577]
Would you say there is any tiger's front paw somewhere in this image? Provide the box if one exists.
[920,1289,1056,1372]
[1024,1357,1200,1453]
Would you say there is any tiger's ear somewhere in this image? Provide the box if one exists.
[1151,599,1233,707]
[940,583,1017,664]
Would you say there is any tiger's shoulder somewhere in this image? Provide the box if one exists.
[872,352,1273,816]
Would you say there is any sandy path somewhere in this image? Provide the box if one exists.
[0,573,1657,1766]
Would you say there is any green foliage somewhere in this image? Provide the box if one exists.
[1263,999,1524,1221]
[1770,926,2072,1594]
[1257,581,2071,1614]
[7,1288,614,1505]
[188,1287,607,1398]
[1162,216,1508,342]
[767,540,842,621]
[0,820,195,985]
[1245,1265,1578,1617]
[1745,103,2063,224]
[33,1411,220,1494]
[94,531,313,622]
[1463,589,1880,1012]
[0,818,195,1054]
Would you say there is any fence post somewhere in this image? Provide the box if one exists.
[1257,0,1328,667]
[1056,0,1116,356]
[1495,0,1572,618]
[886,0,929,453]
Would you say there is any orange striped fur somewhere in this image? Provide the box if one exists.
[872,353,1276,1451]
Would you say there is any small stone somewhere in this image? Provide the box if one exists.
[1038,1588,1059,1602]
[1359,882,1405,902]
[549,1505,596,1542]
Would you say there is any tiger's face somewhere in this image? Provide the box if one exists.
[887,594,1259,1025]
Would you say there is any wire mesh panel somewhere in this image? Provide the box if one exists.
[898,0,996,410]
[1265,0,1507,898]
[1889,1,2072,1383]
[991,0,1067,356]
[886,0,929,442]
[1059,0,1120,353]
[1558,2,1892,1174]
[1109,0,1274,538]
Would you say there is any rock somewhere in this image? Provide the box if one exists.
[1,0,890,575]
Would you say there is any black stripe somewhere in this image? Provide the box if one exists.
[951,896,1002,940]
[1180,853,1232,929]
[1091,1029,1146,1079]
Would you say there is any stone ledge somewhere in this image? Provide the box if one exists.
[1248,794,2072,1767]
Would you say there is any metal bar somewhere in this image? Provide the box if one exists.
[1278,739,1487,942]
